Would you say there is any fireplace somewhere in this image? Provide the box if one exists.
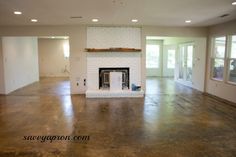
[99,67,129,90]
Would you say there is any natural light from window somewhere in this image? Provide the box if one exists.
[167,49,175,69]
[212,37,226,81]
[146,44,160,68]
[63,43,70,58]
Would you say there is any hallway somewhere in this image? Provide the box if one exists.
[0,77,235,157]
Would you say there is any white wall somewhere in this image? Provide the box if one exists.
[206,20,236,103]
[2,37,39,94]
[87,52,141,90]
[38,38,70,77]
[0,37,5,94]
[87,27,141,49]
[86,27,141,90]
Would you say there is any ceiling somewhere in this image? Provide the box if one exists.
[0,0,236,27]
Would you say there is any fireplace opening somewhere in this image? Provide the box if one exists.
[99,68,129,90]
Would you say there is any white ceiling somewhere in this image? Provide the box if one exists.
[0,0,235,26]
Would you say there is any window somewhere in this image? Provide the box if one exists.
[228,35,236,84]
[146,44,160,68]
[167,49,175,69]
[211,37,226,81]
[211,35,236,85]
[63,43,70,58]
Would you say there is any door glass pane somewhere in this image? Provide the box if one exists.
[146,45,160,68]
[213,59,224,80]
[167,49,175,69]
[179,47,185,79]
[186,45,193,81]
[214,37,226,58]
[228,59,236,83]
[230,36,236,58]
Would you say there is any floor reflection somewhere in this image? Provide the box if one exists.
[0,77,235,157]
[60,96,74,129]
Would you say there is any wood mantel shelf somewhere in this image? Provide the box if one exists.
[85,48,141,52]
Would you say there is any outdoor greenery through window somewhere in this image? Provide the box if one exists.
[212,36,226,81]
[146,44,160,68]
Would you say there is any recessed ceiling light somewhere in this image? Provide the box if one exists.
[131,19,138,23]
[232,1,236,5]
[185,20,192,23]
[31,19,38,22]
[92,19,98,22]
[14,11,22,15]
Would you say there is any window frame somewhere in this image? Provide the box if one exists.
[210,36,227,82]
[146,44,160,69]
[226,35,236,85]
[167,49,176,69]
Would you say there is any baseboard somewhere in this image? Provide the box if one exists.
[203,92,236,108]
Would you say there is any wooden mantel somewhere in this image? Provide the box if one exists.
[85,48,141,52]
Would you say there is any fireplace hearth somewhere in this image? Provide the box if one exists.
[99,68,129,90]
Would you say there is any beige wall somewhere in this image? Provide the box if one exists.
[141,26,208,90]
[0,23,235,103]
[0,26,87,94]
[2,37,39,94]
[0,25,208,94]
[206,20,236,103]
[161,37,207,91]
[0,37,5,94]
[38,38,70,77]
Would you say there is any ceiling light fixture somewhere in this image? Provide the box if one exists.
[31,19,38,22]
[232,1,236,5]
[92,19,98,22]
[131,19,138,23]
[14,11,22,15]
[185,20,192,23]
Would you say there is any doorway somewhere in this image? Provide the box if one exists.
[178,43,194,83]
[145,36,207,93]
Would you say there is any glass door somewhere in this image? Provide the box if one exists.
[179,46,185,79]
[178,43,194,83]
[186,45,193,82]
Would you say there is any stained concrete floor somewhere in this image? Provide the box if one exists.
[0,77,236,157]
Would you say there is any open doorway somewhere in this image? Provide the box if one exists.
[145,36,206,94]
[0,36,71,96]
[37,36,71,95]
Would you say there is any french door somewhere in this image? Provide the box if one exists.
[178,43,194,83]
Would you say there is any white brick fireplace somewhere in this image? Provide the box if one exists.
[86,27,144,98]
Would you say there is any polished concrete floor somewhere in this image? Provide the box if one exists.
[0,77,236,157]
